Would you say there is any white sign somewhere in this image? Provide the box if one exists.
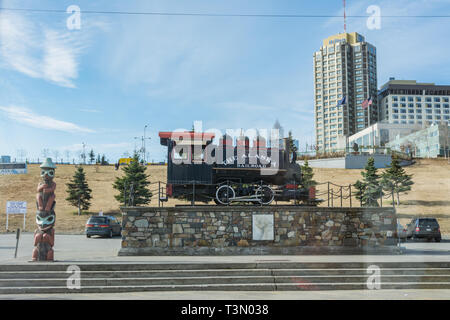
[6,201,27,230]
[7,201,27,214]
[252,214,274,241]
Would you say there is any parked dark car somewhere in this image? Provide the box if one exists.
[406,218,441,242]
[85,215,122,238]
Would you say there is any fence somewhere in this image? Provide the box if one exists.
[121,180,396,209]
[297,147,412,161]
[316,181,396,209]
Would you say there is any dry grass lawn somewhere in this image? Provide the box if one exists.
[0,159,449,235]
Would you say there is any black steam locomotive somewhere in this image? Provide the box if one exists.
[159,131,318,205]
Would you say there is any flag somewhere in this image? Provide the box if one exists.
[337,96,346,107]
[362,96,373,110]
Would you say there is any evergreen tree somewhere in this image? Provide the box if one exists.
[287,131,298,154]
[66,166,92,215]
[301,160,317,189]
[353,179,365,206]
[381,156,414,206]
[113,153,152,206]
[101,154,108,165]
[89,149,95,164]
[353,157,382,207]
[97,154,101,164]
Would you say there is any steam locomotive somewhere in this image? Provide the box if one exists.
[159,131,319,205]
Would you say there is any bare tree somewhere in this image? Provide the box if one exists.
[64,150,71,164]
[41,148,50,158]
[16,149,27,162]
[52,150,60,163]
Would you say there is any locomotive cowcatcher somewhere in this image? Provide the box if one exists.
[159,131,320,205]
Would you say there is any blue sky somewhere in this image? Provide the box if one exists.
[1,0,450,163]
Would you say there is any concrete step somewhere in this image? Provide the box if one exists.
[1,262,449,293]
[1,268,450,279]
[1,275,450,288]
[1,261,450,272]
[2,281,450,294]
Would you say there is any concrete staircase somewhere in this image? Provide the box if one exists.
[1,262,450,294]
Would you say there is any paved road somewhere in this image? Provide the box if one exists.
[1,289,450,300]
[1,233,449,264]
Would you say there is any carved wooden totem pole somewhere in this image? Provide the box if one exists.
[32,158,57,261]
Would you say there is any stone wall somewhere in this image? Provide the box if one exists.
[119,206,398,255]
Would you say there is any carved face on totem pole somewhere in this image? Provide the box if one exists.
[36,158,57,231]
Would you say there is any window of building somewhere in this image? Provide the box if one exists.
[435,109,441,114]
[436,116,441,120]
[393,115,399,119]
[444,104,449,108]
[416,103,422,108]
[426,109,432,114]
[400,109,406,113]
[426,103,432,108]
[393,109,398,114]
[408,115,414,119]
[427,115,433,119]
[408,109,414,113]
[443,97,449,102]
[434,97,441,102]
[416,97,422,102]
[408,97,414,102]
[400,97,406,102]
[417,109,422,114]
[426,97,432,102]
[417,115,422,119]
[401,115,406,119]
[409,103,414,108]
[401,103,406,108]
[392,96,398,102]
[435,104,441,108]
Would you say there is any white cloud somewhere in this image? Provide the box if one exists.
[0,105,95,133]
[0,11,84,87]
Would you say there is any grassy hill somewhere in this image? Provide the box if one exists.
[1,159,449,234]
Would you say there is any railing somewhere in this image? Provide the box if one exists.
[297,147,412,161]
[122,180,397,209]
[316,181,397,208]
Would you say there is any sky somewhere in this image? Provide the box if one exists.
[1,0,450,163]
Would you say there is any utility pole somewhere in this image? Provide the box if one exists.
[143,124,151,164]
[82,142,86,165]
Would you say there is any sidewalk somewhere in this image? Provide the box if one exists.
[1,233,450,265]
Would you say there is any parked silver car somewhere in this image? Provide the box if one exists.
[85,215,122,238]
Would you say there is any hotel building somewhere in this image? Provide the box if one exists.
[378,79,450,126]
[313,32,378,152]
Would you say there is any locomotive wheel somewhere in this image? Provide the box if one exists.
[256,185,274,205]
[215,185,235,205]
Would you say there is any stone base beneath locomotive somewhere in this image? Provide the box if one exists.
[119,206,398,256]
